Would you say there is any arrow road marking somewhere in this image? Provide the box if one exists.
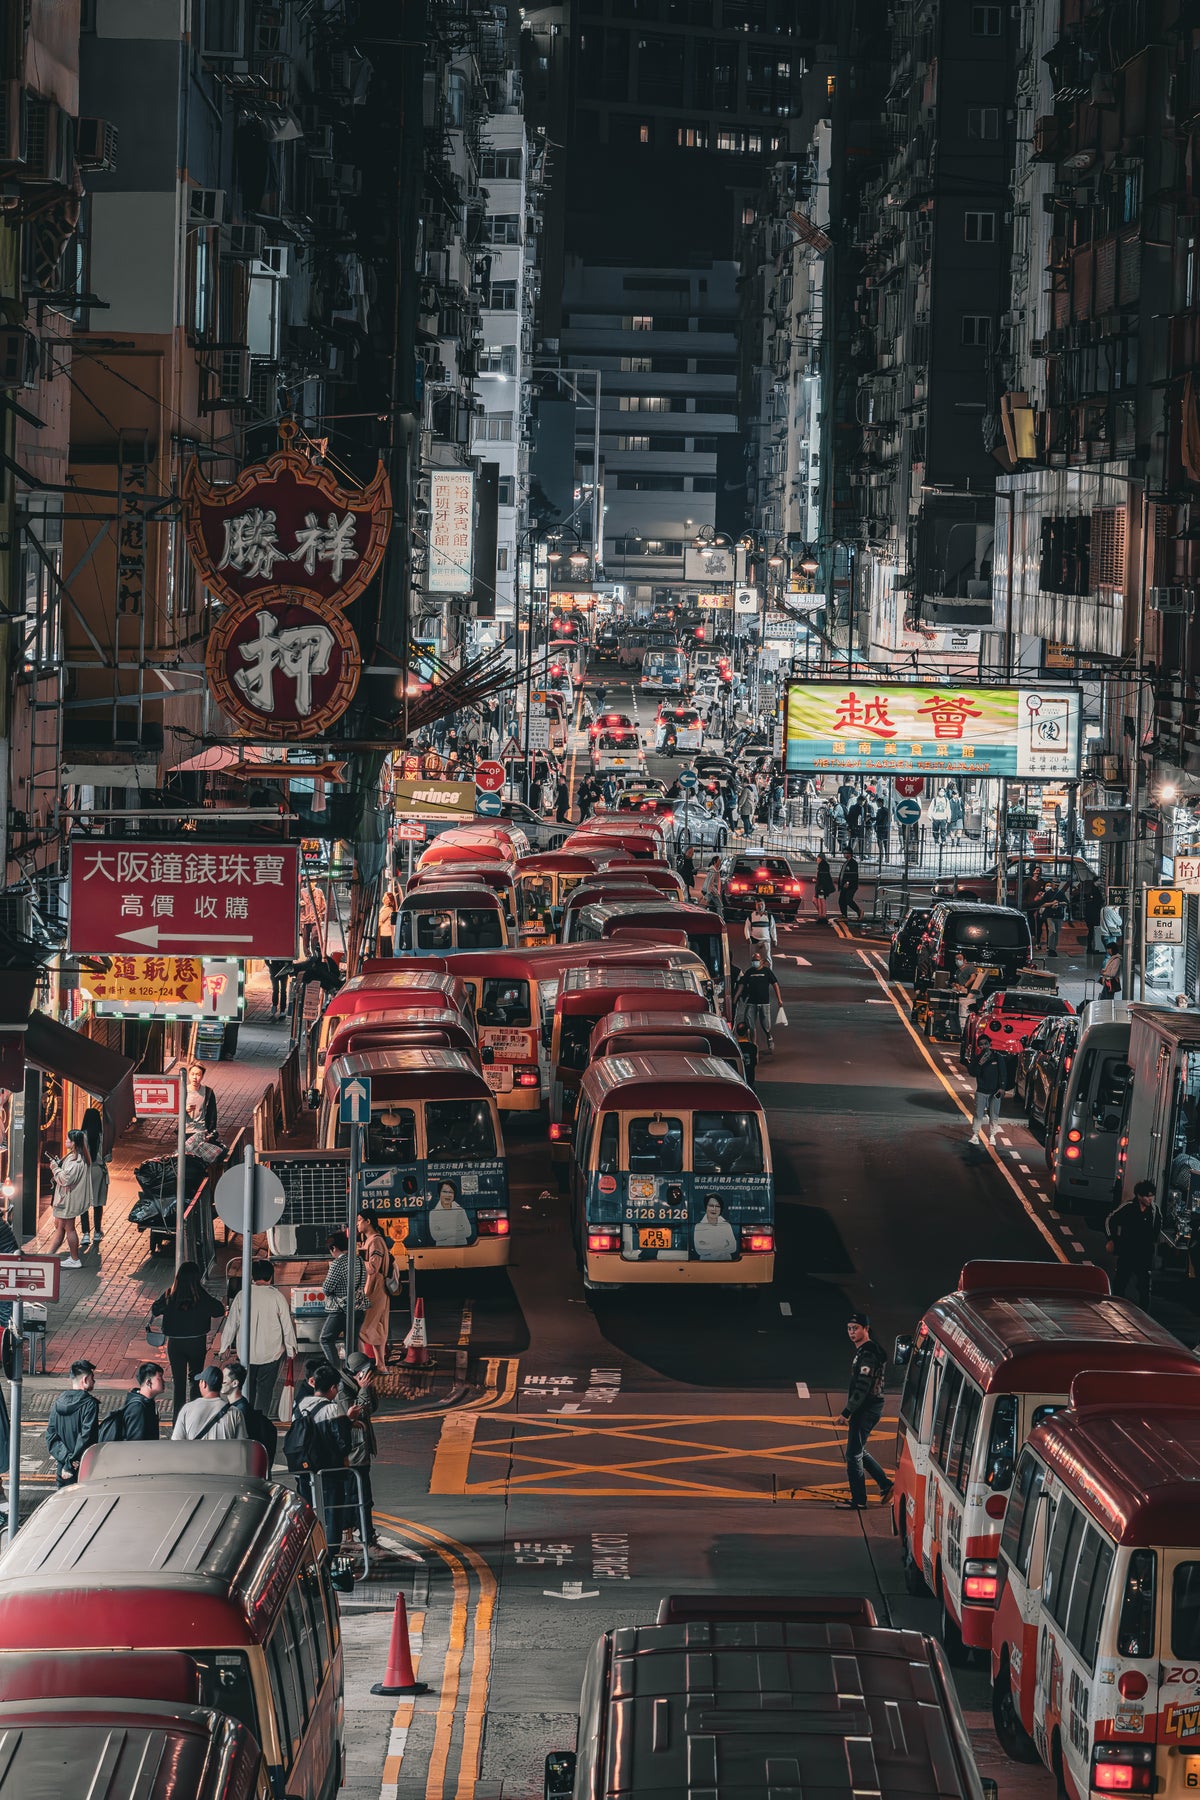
[117,924,255,949]
[543,1581,600,1600]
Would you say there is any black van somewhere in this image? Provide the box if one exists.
[913,901,1033,994]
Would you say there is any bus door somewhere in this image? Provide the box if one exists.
[892,1324,943,1594]
[472,964,541,1109]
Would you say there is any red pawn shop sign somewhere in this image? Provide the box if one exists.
[68,840,301,959]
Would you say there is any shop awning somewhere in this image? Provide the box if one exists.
[0,972,37,1095]
[25,1012,136,1145]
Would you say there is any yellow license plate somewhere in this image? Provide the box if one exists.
[1184,1759,1200,1790]
[639,1227,672,1249]
[757,885,774,893]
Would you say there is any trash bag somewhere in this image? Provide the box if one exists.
[128,1192,176,1228]
[134,1154,207,1202]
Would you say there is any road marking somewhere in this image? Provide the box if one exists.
[856,950,1072,1264]
[779,1301,793,1315]
[794,1381,809,1398]
[377,1611,425,1800]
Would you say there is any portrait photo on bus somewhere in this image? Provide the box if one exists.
[693,1195,738,1260]
[427,1177,475,1246]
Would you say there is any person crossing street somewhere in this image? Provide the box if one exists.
[836,1313,892,1510]
[733,949,783,1054]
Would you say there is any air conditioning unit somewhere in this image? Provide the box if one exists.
[0,80,28,167]
[24,98,73,184]
[1150,586,1197,614]
[1029,337,1047,357]
[257,244,290,277]
[188,187,225,226]
[76,116,118,172]
[0,326,39,389]
[225,222,266,259]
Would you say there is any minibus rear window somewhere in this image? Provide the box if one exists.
[1118,1548,1157,1657]
[628,1116,684,1175]
[985,1394,1018,1490]
[459,909,503,949]
[426,1101,496,1161]
[1172,1562,1200,1659]
[480,979,532,1026]
[689,933,723,980]
[693,1112,764,1176]
[190,1651,258,1740]
[364,1109,417,1164]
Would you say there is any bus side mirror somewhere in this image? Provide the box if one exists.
[545,1752,577,1800]
[893,1333,913,1368]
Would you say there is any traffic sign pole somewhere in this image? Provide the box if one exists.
[239,1144,255,1368]
[346,1122,361,1357]
[175,1075,187,1275]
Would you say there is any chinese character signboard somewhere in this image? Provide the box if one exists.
[88,957,243,1021]
[1174,857,1200,896]
[68,842,300,958]
[205,589,362,741]
[428,470,475,594]
[784,682,1081,779]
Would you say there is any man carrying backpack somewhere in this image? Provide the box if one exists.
[45,1360,99,1486]
[98,1362,165,1444]
[224,1360,278,1467]
[284,1363,351,1548]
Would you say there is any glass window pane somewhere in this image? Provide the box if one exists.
[598,1114,619,1174]
[1066,1528,1103,1653]
[365,1109,417,1165]
[931,1366,962,1466]
[1172,1562,1200,1660]
[692,1111,763,1175]
[1119,1549,1157,1657]
[1047,1503,1086,1627]
[898,1332,932,1436]
[415,910,453,949]
[949,1385,983,1496]
[425,1100,496,1161]
[1001,1451,1039,1570]
[1081,1538,1114,1668]
[628,1115,684,1175]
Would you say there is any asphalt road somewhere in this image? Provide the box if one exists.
[366,666,1067,1796]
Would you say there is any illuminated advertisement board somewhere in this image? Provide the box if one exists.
[785,682,1081,778]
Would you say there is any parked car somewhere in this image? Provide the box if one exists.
[960,987,1074,1073]
[497,799,570,852]
[1015,1013,1081,1139]
[671,804,730,853]
[887,906,931,981]
[912,902,1033,994]
[720,853,804,920]
[931,854,1095,908]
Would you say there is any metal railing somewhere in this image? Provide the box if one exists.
[301,1466,376,1582]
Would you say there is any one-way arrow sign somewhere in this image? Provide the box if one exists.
[543,1582,600,1601]
[339,1075,372,1125]
[117,924,255,950]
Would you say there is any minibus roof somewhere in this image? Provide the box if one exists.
[326,969,467,1003]
[924,1260,1194,1393]
[409,863,514,887]
[580,1052,762,1112]
[561,966,704,997]
[578,900,723,931]
[1032,1370,1200,1544]
[397,884,503,908]
[326,1047,489,1104]
[577,1599,985,1800]
[594,1010,734,1044]
[0,1444,304,1649]
[1078,997,1130,1031]
[0,1699,267,1800]
[516,851,616,874]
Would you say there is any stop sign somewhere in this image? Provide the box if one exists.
[894,776,924,798]
[474,760,505,793]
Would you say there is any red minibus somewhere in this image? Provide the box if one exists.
[312,969,474,1079]
[415,825,526,871]
[991,1369,1200,1800]
[513,850,619,945]
[407,860,518,924]
[561,826,665,862]
[563,898,732,1013]
[0,1694,274,1799]
[323,1004,481,1067]
[892,1260,1197,1660]
[589,1009,743,1072]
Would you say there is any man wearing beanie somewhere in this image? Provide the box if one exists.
[837,1312,892,1510]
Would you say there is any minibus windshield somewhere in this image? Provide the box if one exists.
[426,1100,496,1160]
[693,1111,763,1175]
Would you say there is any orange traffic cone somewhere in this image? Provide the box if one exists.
[370,1592,429,1696]
[403,1297,430,1368]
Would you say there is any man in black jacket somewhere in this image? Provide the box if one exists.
[45,1360,99,1486]
[121,1362,166,1440]
[969,1044,1008,1145]
[1105,1181,1160,1308]
[733,950,783,1053]
[837,1313,892,1511]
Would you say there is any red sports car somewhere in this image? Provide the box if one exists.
[960,988,1074,1072]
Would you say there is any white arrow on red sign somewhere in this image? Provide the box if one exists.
[118,924,255,950]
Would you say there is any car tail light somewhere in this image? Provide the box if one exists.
[588,1231,619,1254]
[476,1214,510,1236]
[1065,1145,1082,1160]
[1091,1748,1154,1793]
[598,1175,616,1193]
[785,881,802,894]
[1064,1055,1073,1071]
[549,1122,567,1141]
[1067,1128,1082,1142]
[962,1560,999,1604]
[741,1229,774,1253]
[730,880,749,893]
[517,1067,540,1087]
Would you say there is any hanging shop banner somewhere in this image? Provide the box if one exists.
[206,588,362,740]
[86,957,243,1020]
[182,420,391,611]
[68,840,300,958]
[734,587,760,616]
[428,470,476,594]
[784,682,1082,778]
[684,547,735,584]
[393,777,478,818]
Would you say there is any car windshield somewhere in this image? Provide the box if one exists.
[425,1100,496,1161]
[998,993,1069,1016]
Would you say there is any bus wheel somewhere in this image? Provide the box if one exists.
[992,1657,1039,1764]
[937,1570,969,1666]
[899,1512,926,1597]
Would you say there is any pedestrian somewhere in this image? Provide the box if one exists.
[357,1213,392,1369]
[733,949,783,1053]
[267,957,292,1017]
[846,796,864,851]
[1105,1181,1160,1309]
[800,775,815,827]
[873,802,890,856]
[48,1129,90,1267]
[969,1043,1008,1145]
[947,785,964,841]
[45,1359,99,1487]
[577,775,593,821]
[171,1365,248,1441]
[1038,882,1066,958]
[285,1363,351,1549]
[219,1260,298,1415]
[1100,897,1124,950]
[341,1351,380,1546]
[701,855,724,917]
[149,1260,226,1418]
[376,889,398,959]
[744,897,778,954]
[114,1363,166,1441]
[678,845,697,897]
[836,1312,892,1510]
[814,850,834,921]
[1101,947,1123,999]
[1081,879,1103,954]
[319,1229,366,1365]
[929,790,951,844]
[837,852,862,923]
[735,1021,758,1090]
[78,1104,108,1251]
[223,1360,277,1465]
[300,883,326,955]
[738,782,757,838]
[555,773,571,824]
[185,1063,218,1134]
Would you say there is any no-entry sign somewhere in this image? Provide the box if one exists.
[68,840,300,959]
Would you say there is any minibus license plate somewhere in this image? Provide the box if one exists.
[639,1227,672,1249]
[1185,1759,1200,1789]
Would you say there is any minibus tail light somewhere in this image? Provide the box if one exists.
[588,1231,619,1254]
[1067,1128,1083,1142]
[1091,1747,1154,1794]
[741,1229,774,1253]
[549,1122,567,1142]
[517,1067,540,1087]
[962,1559,999,1604]
[476,1213,510,1236]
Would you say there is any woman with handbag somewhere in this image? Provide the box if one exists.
[357,1213,393,1368]
[48,1130,91,1267]
[149,1260,225,1418]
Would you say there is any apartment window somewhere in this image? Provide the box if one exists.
[971,4,1002,32]
[477,414,513,440]
[716,128,761,153]
[617,473,685,490]
[628,314,654,331]
[742,205,756,225]
[447,70,467,129]
[677,125,708,149]
[961,314,991,346]
[691,436,719,452]
[967,107,999,139]
[964,211,996,243]
[497,547,510,571]
[620,355,653,372]
[478,345,517,377]
[488,281,518,309]
[616,434,651,451]
[826,74,836,98]
[480,148,522,179]
[618,395,673,411]
[497,477,515,505]
[690,475,717,491]
[488,214,520,244]
[639,122,651,143]
[623,276,689,294]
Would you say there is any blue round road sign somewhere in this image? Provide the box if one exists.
[895,797,921,826]
[475,790,502,817]
[678,769,698,790]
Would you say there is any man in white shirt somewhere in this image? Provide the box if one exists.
[219,1261,298,1415]
[172,1365,247,1442]
[744,898,777,952]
